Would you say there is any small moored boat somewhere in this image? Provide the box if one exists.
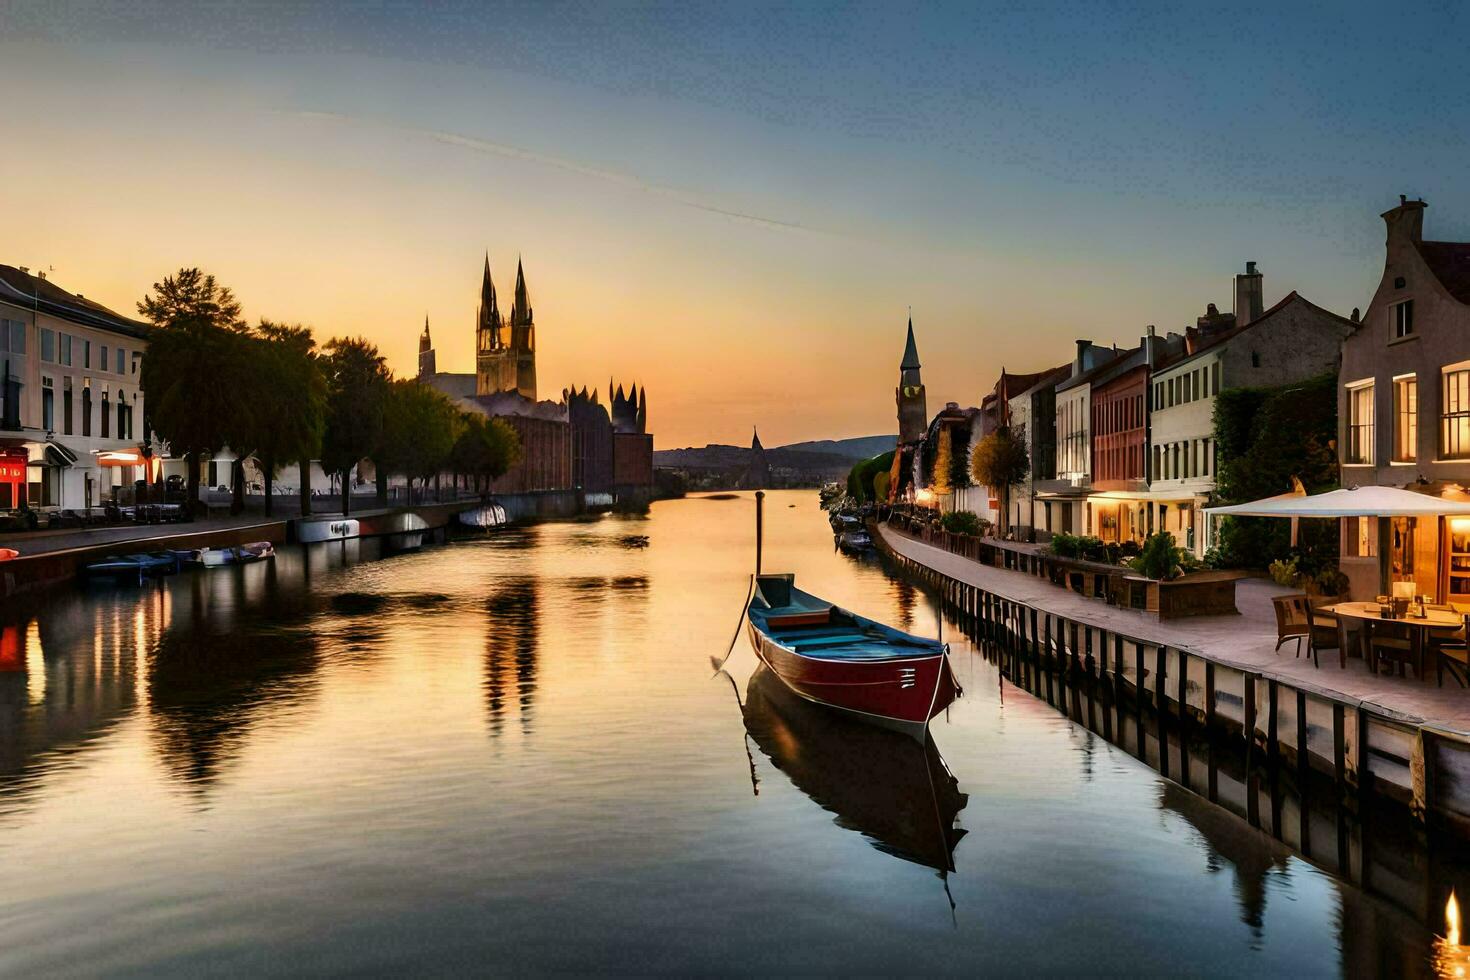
[233,541,276,563]
[836,529,872,554]
[746,572,959,737]
[83,552,180,584]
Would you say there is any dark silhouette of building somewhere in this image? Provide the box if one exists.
[418,255,653,497]
[897,316,928,446]
[739,428,771,489]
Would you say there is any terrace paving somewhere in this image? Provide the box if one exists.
[878,524,1470,733]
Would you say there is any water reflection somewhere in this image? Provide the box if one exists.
[484,578,539,738]
[738,665,968,875]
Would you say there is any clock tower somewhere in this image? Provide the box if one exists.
[896,316,927,444]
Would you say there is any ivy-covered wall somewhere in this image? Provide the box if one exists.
[1212,370,1339,569]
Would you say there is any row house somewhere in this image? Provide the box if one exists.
[1028,341,1123,536]
[1148,266,1355,556]
[0,265,149,511]
[1337,197,1470,602]
[955,367,1061,526]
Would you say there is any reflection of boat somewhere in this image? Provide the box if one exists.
[836,529,872,554]
[741,666,968,873]
[746,573,959,737]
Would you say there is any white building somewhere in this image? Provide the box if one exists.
[1147,265,1356,556]
[0,265,149,511]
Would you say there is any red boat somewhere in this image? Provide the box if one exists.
[746,573,960,737]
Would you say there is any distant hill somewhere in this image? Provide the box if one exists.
[775,435,896,460]
[653,434,896,491]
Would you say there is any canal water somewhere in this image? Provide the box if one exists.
[0,491,1460,975]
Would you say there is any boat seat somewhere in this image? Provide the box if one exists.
[764,609,833,629]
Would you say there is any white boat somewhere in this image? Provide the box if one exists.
[457,503,508,529]
[297,518,360,543]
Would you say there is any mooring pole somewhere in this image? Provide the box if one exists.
[755,490,765,575]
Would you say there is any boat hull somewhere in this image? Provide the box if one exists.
[747,621,957,736]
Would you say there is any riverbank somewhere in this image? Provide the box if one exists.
[873,520,1470,834]
[0,488,605,597]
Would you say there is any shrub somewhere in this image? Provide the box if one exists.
[1268,556,1300,588]
[1129,531,1187,581]
[941,510,984,536]
[1050,532,1081,558]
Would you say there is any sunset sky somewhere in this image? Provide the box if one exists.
[3,2,1469,447]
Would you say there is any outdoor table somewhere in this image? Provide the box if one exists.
[1322,601,1462,679]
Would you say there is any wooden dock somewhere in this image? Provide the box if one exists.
[874,521,1470,834]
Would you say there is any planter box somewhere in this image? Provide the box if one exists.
[1124,570,1244,619]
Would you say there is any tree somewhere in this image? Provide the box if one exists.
[247,321,326,517]
[377,380,464,504]
[320,337,390,516]
[1213,372,1339,568]
[970,426,1029,534]
[451,413,521,494]
[932,427,953,495]
[137,268,250,516]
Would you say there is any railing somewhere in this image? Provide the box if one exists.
[870,519,1470,836]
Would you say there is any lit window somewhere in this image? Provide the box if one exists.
[1392,375,1416,462]
[1443,368,1470,460]
[1346,382,1375,464]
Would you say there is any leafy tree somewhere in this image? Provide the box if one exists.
[451,413,521,494]
[872,469,891,504]
[377,380,464,504]
[970,426,1029,533]
[320,337,390,516]
[1213,372,1338,568]
[932,427,953,495]
[246,321,326,516]
[846,451,896,503]
[136,268,250,515]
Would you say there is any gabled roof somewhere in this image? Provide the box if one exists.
[1418,240,1470,305]
[0,265,149,339]
[1152,290,1354,376]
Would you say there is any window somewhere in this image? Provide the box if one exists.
[1251,350,1261,368]
[1351,516,1379,557]
[117,394,126,440]
[40,328,55,362]
[82,379,92,437]
[101,386,110,438]
[1443,368,1470,460]
[1394,300,1415,339]
[1212,361,1221,394]
[1393,375,1417,462]
[100,346,108,374]
[5,319,26,354]
[41,376,54,431]
[115,347,125,374]
[1346,382,1375,464]
[131,351,141,376]
[83,340,91,369]
[63,377,73,435]
[60,333,73,366]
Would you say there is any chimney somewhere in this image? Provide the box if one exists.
[1073,339,1091,376]
[1382,194,1427,246]
[1234,261,1263,328]
[1143,324,1157,365]
[1351,307,1361,323]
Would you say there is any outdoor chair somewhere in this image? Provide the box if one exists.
[1271,594,1311,656]
[1430,612,1470,688]
[1305,601,1342,669]
[1367,621,1416,678]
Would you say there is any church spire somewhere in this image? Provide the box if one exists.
[901,314,921,371]
[512,256,531,325]
[478,253,501,348]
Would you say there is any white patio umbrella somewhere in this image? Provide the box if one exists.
[1205,485,1470,519]
[1205,485,1470,594]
